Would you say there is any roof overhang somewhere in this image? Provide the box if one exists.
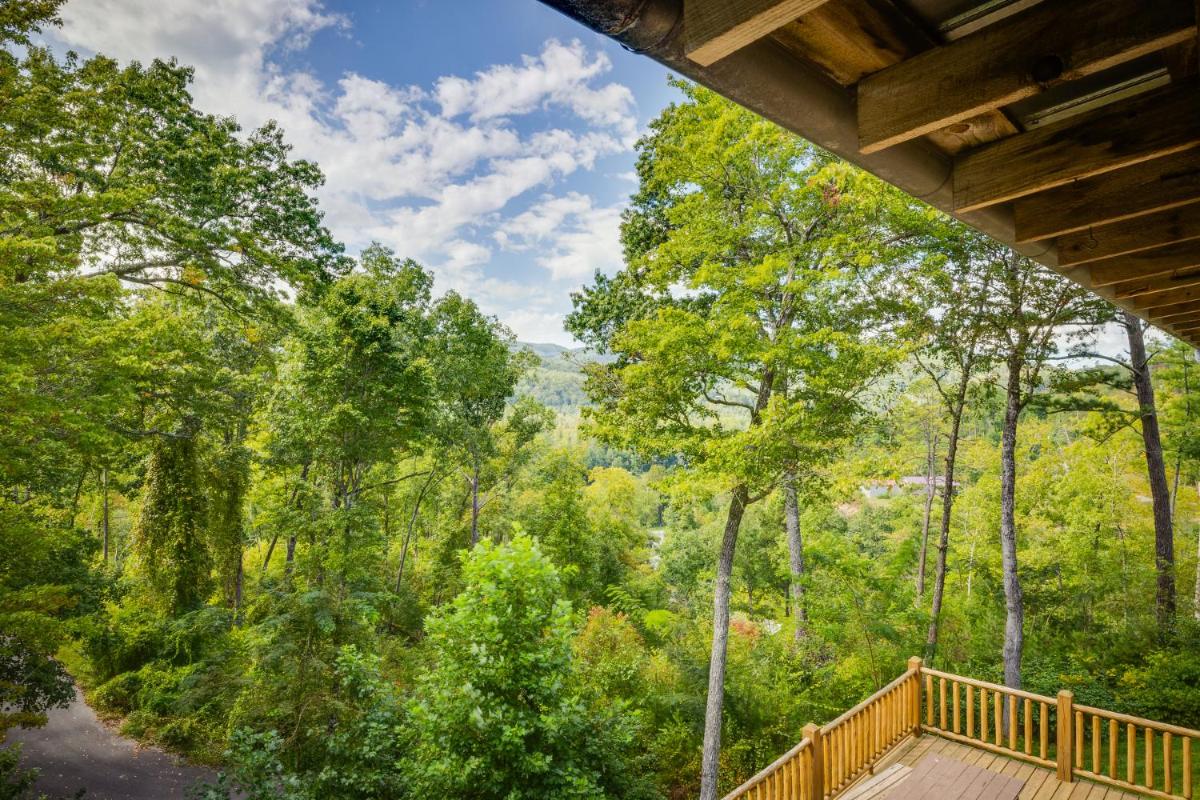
[538,0,1200,346]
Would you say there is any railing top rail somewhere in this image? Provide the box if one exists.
[921,667,1054,705]
[722,736,811,799]
[821,667,918,733]
[1073,703,1200,739]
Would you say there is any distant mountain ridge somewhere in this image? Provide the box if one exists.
[512,341,610,410]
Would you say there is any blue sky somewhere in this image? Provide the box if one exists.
[48,0,683,344]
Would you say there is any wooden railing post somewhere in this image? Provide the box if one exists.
[1057,690,1074,783]
[908,656,923,736]
[803,722,824,800]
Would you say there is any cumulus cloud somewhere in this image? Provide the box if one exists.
[434,39,637,143]
[498,194,625,282]
[52,1,637,344]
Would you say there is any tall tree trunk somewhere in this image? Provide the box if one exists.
[397,471,437,592]
[784,472,807,643]
[1124,312,1176,633]
[916,427,938,599]
[101,468,110,564]
[469,459,481,547]
[1194,481,1200,622]
[925,380,968,664]
[999,357,1025,690]
[699,486,749,800]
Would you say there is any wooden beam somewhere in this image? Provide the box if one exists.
[954,79,1200,212]
[1088,241,1200,286]
[1016,149,1200,244]
[1153,306,1200,321]
[1138,284,1200,311]
[1146,301,1200,319]
[1056,202,1200,266]
[1157,315,1200,330]
[1112,270,1200,300]
[685,0,832,66]
[858,0,1195,154]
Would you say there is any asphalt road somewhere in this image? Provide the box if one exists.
[5,688,219,799]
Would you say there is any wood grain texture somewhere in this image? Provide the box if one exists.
[1057,203,1200,266]
[1149,300,1200,319]
[953,79,1200,212]
[770,0,929,85]
[685,0,833,65]
[1111,270,1200,300]
[1016,149,1200,243]
[1138,284,1200,312]
[857,0,1195,154]
[1088,241,1200,286]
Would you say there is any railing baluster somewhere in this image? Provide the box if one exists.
[1092,714,1100,774]
[925,674,933,727]
[1009,694,1018,751]
[981,688,989,744]
[967,685,975,740]
[1183,736,1191,800]
[1128,722,1137,785]
[939,678,947,729]
[995,691,1003,747]
[1024,698,1032,755]
[1040,700,1048,760]
[953,680,961,734]
[1147,727,1155,790]
[1165,731,1173,796]
[1109,718,1118,778]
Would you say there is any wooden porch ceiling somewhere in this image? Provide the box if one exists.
[678,0,1200,346]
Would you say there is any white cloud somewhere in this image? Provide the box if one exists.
[498,194,625,282]
[51,1,637,343]
[434,39,637,143]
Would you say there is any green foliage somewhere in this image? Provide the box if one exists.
[406,535,653,799]
[4,15,1200,800]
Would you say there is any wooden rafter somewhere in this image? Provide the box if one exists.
[1111,270,1200,300]
[1088,242,1200,286]
[684,0,833,66]
[1138,284,1200,312]
[1016,149,1200,244]
[1056,203,1200,266]
[857,0,1195,154]
[1153,306,1200,321]
[953,79,1200,212]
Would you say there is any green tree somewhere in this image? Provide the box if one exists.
[567,81,917,799]
[984,251,1105,689]
[407,535,651,799]
[902,226,1001,663]
[262,245,433,584]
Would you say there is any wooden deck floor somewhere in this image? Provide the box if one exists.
[843,734,1149,800]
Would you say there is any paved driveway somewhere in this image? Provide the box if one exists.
[6,688,219,799]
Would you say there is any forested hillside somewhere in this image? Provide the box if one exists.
[3,6,1200,800]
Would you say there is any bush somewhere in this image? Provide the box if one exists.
[406,535,657,799]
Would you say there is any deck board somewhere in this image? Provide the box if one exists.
[839,735,1140,800]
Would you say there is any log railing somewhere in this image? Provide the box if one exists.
[1070,704,1196,800]
[723,657,1199,800]
[724,657,923,800]
[919,667,1059,771]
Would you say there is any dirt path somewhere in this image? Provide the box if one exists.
[6,688,219,799]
